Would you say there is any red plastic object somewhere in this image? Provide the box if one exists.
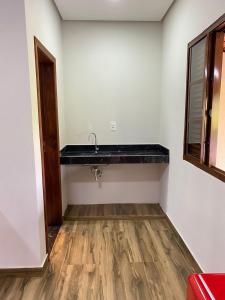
[187,274,225,300]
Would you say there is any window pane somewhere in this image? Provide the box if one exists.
[187,38,206,159]
[189,83,204,120]
[188,83,204,145]
[212,33,225,171]
[190,38,206,82]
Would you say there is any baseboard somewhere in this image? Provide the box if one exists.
[64,215,166,221]
[164,214,203,273]
[0,254,49,277]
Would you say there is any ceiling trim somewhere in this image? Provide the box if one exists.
[54,0,174,22]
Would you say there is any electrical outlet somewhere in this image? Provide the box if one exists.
[110,121,117,131]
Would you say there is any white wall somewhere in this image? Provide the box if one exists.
[65,165,165,205]
[0,0,67,268]
[62,21,162,144]
[24,0,68,215]
[62,21,164,205]
[160,0,225,272]
[0,0,45,268]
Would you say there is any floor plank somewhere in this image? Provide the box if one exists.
[64,204,165,220]
[0,217,200,300]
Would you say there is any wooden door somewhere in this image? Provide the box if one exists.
[34,38,62,248]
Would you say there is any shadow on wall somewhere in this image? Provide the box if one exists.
[63,164,168,205]
[61,166,69,215]
[159,165,170,212]
[0,211,39,268]
[65,164,167,182]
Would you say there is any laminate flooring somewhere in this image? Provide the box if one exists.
[64,204,164,220]
[0,216,200,300]
[48,225,60,253]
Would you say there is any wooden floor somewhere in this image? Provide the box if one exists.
[65,204,164,220]
[0,205,201,300]
[48,225,60,253]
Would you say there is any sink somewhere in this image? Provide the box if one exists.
[60,144,169,165]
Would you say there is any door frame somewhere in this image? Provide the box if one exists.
[34,37,62,253]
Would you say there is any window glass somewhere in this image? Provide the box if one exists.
[187,38,206,159]
[190,39,207,82]
[211,33,225,171]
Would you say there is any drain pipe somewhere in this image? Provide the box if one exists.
[91,166,103,182]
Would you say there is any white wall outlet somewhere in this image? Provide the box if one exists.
[110,121,117,131]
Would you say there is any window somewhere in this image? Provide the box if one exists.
[184,14,225,182]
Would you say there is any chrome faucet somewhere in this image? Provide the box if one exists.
[88,132,99,153]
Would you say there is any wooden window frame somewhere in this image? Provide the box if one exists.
[183,13,225,182]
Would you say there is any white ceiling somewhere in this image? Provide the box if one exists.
[54,0,174,21]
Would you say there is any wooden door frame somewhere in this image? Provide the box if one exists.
[34,37,62,253]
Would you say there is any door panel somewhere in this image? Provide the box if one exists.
[39,62,62,226]
[35,38,62,253]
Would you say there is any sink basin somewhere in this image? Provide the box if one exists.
[60,144,169,165]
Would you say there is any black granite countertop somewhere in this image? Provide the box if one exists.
[60,144,169,165]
